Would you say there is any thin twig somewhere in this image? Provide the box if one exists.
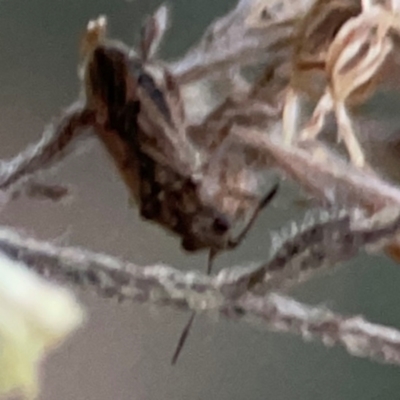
[0,225,400,365]
[233,126,400,212]
[233,293,400,366]
[241,207,400,295]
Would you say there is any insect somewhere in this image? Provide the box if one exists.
[283,0,400,168]
[79,7,279,363]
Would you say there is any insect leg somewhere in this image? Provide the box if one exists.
[171,249,217,365]
[171,184,278,364]
[171,312,196,365]
[228,182,279,248]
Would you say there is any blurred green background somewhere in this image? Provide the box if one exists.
[1,0,400,399]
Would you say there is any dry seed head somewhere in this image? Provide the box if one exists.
[293,0,361,64]
[290,0,361,100]
[322,0,400,103]
[294,0,400,167]
[282,1,362,146]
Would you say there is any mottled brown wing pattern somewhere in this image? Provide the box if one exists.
[80,11,278,259]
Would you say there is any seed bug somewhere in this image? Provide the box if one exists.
[79,7,279,363]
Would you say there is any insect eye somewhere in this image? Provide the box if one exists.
[212,216,230,234]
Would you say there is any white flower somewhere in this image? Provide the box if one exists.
[0,254,84,398]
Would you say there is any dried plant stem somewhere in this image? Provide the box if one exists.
[243,208,400,295]
[0,225,400,365]
[234,293,400,366]
[233,126,400,261]
[233,127,400,212]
